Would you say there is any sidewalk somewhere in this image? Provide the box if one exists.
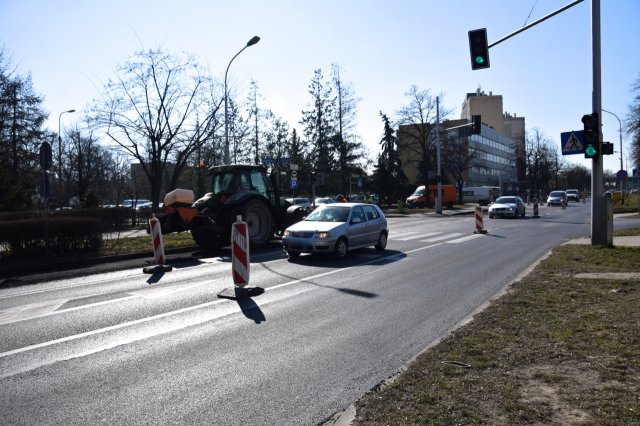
[566,235,640,247]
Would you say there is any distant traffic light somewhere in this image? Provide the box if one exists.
[581,113,600,159]
[472,115,482,134]
[468,29,490,70]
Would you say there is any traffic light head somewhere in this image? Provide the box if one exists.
[472,115,482,134]
[468,29,490,70]
[581,113,600,159]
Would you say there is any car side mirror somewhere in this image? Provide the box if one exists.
[351,217,362,224]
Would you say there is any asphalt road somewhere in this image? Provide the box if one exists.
[1,202,633,425]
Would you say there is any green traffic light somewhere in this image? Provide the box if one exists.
[585,145,597,157]
[475,56,485,64]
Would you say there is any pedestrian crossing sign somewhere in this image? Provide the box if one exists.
[561,131,585,155]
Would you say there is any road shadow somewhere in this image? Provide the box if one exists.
[236,297,266,324]
[285,249,406,268]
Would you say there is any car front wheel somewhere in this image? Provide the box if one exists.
[334,238,348,259]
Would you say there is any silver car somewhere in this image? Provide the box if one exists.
[547,190,567,207]
[282,203,388,259]
[488,196,526,218]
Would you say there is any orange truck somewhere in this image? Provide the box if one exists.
[405,184,457,208]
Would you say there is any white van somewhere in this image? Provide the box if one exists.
[462,186,500,205]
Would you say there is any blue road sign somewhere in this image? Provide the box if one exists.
[561,130,585,155]
[291,178,298,189]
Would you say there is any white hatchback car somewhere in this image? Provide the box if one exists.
[282,203,388,259]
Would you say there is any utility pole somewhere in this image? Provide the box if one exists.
[590,0,610,246]
[435,97,442,214]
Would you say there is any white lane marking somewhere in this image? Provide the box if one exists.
[0,281,215,325]
[447,234,484,244]
[0,241,450,360]
[421,232,463,242]
[129,281,210,299]
[395,231,441,241]
[0,299,68,324]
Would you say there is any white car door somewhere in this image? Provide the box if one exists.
[346,206,369,248]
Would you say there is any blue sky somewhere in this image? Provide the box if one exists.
[1,0,638,174]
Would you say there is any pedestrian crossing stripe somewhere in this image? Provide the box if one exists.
[395,231,441,241]
[421,233,463,243]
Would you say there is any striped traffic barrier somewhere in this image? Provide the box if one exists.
[218,215,264,299]
[473,205,487,234]
[143,213,173,273]
[231,215,250,287]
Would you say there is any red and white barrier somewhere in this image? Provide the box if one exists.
[474,205,487,234]
[231,215,250,287]
[218,215,264,299]
[144,213,173,273]
[150,214,165,265]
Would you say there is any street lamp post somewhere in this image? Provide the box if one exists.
[224,36,260,165]
[58,109,75,208]
[602,108,624,188]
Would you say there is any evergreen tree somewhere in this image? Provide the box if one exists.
[301,69,334,181]
[331,64,365,194]
[0,49,49,211]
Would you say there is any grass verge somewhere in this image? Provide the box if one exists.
[100,231,196,256]
[352,229,640,425]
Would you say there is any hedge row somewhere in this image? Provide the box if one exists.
[0,207,156,258]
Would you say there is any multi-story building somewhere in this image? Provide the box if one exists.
[461,88,526,192]
[397,89,520,195]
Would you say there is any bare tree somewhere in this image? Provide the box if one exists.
[625,74,640,169]
[396,86,452,186]
[525,128,561,198]
[64,127,108,205]
[89,47,221,208]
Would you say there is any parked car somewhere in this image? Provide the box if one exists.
[547,191,567,207]
[285,197,312,212]
[120,199,152,208]
[282,203,388,259]
[565,189,580,202]
[488,196,526,218]
[314,197,336,205]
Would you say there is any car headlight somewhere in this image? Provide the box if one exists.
[314,231,331,239]
[283,230,291,237]
[507,207,514,211]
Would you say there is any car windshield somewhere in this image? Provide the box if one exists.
[411,188,425,196]
[550,191,565,197]
[495,197,516,204]
[304,205,351,222]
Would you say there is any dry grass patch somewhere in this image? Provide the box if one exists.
[353,243,640,425]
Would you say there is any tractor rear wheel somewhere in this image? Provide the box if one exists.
[233,199,275,249]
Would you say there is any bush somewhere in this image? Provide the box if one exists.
[0,216,106,256]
